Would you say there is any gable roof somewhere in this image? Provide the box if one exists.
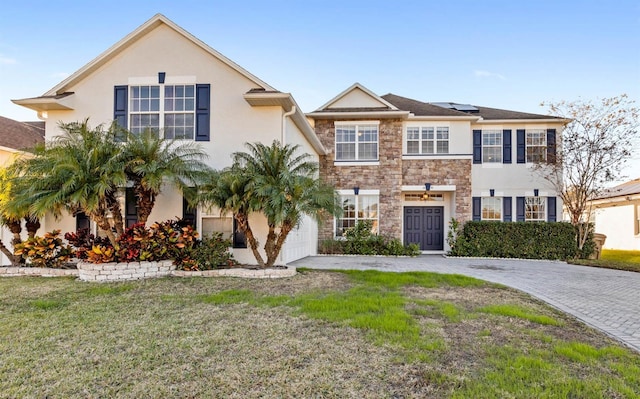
[307,83,409,118]
[0,116,45,151]
[594,178,640,200]
[13,13,275,111]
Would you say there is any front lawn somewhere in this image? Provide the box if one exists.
[1,270,638,398]
[569,249,640,273]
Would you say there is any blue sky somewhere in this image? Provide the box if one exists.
[1,0,639,176]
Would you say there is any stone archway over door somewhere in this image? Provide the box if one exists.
[404,206,444,250]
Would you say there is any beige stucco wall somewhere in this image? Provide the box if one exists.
[594,202,640,250]
[35,22,319,265]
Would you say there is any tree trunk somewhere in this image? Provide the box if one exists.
[7,218,22,247]
[25,217,40,238]
[235,213,265,267]
[0,239,20,266]
[265,222,292,267]
[135,187,155,226]
[91,212,118,249]
[107,193,125,237]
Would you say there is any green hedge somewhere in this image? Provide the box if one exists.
[319,220,420,256]
[448,221,592,260]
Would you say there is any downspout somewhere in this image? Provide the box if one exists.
[282,105,296,145]
[280,105,296,264]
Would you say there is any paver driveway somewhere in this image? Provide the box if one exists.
[289,255,640,352]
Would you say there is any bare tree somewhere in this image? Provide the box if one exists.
[534,94,639,250]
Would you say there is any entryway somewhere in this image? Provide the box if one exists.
[403,206,444,250]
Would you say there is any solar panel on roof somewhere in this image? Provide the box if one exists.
[451,104,479,112]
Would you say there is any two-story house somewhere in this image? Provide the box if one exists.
[11,14,325,265]
[308,83,568,252]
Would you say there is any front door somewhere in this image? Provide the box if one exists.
[404,207,444,250]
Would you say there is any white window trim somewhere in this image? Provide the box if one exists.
[334,121,380,162]
[525,129,547,163]
[334,190,380,237]
[481,130,502,163]
[129,83,196,140]
[405,125,450,155]
[481,197,502,221]
[524,196,546,222]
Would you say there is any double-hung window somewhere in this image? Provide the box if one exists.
[481,197,502,220]
[335,123,378,161]
[406,126,449,154]
[482,130,502,163]
[335,194,379,237]
[130,84,196,139]
[526,129,547,162]
[525,196,546,221]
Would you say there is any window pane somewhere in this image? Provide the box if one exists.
[422,127,434,140]
[185,85,195,97]
[436,141,449,154]
[407,127,420,140]
[482,197,502,220]
[185,99,195,110]
[423,141,434,154]
[436,127,449,140]
[165,86,173,97]
[358,143,377,160]
[150,86,160,98]
[336,143,356,160]
[407,141,419,154]
[141,86,149,98]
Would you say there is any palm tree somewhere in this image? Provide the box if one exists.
[200,141,341,267]
[10,120,127,246]
[122,130,210,225]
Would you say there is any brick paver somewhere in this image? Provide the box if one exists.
[290,255,640,352]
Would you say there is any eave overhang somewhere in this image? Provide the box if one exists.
[306,110,410,119]
[11,92,75,112]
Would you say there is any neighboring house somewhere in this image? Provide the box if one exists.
[0,116,45,265]
[589,178,640,250]
[11,14,324,265]
[307,83,568,252]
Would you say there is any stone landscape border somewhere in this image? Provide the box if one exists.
[0,264,296,281]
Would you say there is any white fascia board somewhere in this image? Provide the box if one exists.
[474,118,571,124]
[306,110,410,119]
[314,82,399,112]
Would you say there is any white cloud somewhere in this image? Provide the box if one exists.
[474,70,506,80]
[0,55,17,65]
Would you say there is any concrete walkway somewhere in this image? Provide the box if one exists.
[289,255,640,352]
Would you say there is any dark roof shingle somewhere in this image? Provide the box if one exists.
[382,93,562,120]
[0,116,45,151]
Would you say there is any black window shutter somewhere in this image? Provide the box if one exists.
[472,196,481,221]
[473,130,482,164]
[125,188,138,228]
[516,129,525,163]
[503,197,512,222]
[114,85,128,128]
[503,129,512,164]
[547,129,556,164]
[547,197,557,222]
[516,196,525,221]
[195,84,211,141]
[182,197,197,229]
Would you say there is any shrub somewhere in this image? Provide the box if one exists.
[64,229,112,260]
[319,221,420,256]
[14,230,74,268]
[176,232,237,271]
[447,221,583,260]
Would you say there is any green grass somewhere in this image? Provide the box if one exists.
[569,249,640,273]
[0,270,638,398]
[478,304,563,326]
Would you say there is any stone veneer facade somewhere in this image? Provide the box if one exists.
[314,118,471,243]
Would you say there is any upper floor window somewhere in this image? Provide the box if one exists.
[525,196,546,221]
[335,123,378,161]
[526,129,547,163]
[130,85,196,139]
[482,197,502,220]
[482,130,502,163]
[406,126,449,154]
